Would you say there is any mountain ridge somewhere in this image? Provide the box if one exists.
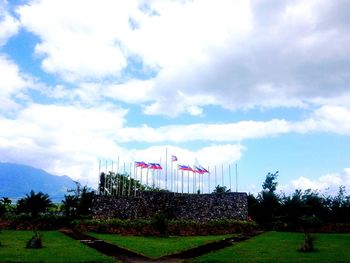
[0,162,76,202]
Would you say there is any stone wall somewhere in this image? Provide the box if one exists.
[92,192,248,221]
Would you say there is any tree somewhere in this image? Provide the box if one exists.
[16,190,53,217]
[76,185,94,216]
[281,189,303,227]
[98,171,147,196]
[0,197,13,217]
[262,171,279,192]
[212,185,230,194]
[62,195,79,217]
[255,171,281,227]
[65,181,94,217]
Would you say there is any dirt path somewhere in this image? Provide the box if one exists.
[60,228,262,263]
[60,228,150,263]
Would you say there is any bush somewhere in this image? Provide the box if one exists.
[26,231,43,249]
[299,233,316,252]
[151,213,169,236]
[299,215,323,231]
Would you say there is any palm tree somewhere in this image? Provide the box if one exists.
[62,195,78,217]
[0,197,12,216]
[212,185,230,194]
[16,190,53,217]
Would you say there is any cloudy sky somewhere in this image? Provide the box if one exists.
[1,0,350,195]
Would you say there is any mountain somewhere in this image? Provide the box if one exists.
[0,162,76,202]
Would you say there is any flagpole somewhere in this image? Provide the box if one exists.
[208,166,210,194]
[165,147,168,190]
[122,162,126,196]
[222,164,224,188]
[140,168,143,187]
[235,163,238,192]
[128,162,132,196]
[229,164,231,192]
[176,168,178,193]
[146,166,149,188]
[181,170,184,194]
[187,170,190,194]
[170,157,173,192]
[134,163,137,196]
[214,165,217,188]
[193,169,195,194]
[98,160,101,195]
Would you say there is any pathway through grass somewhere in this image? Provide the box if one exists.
[88,232,232,259]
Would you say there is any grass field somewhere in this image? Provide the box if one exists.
[0,230,115,262]
[88,232,232,258]
[193,231,350,263]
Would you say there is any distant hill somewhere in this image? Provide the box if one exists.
[0,162,76,202]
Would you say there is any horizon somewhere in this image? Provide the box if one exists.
[1,1,350,196]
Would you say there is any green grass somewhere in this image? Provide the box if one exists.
[88,232,232,258]
[0,230,115,262]
[193,231,350,263]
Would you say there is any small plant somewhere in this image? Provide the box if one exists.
[26,231,43,249]
[151,213,169,236]
[299,232,316,252]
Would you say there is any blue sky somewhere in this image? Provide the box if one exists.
[1,0,350,195]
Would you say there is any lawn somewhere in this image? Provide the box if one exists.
[0,230,115,262]
[193,231,350,263]
[88,232,233,258]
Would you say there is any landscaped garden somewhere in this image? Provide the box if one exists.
[194,231,350,263]
[0,230,115,262]
[88,232,232,258]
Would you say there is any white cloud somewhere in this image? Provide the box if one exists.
[0,103,245,186]
[0,104,127,183]
[16,0,350,116]
[278,169,350,196]
[0,55,30,110]
[0,0,20,46]
[17,0,140,81]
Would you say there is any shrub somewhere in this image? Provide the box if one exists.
[26,231,43,249]
[299,233,316,252]
[151,213,169,236]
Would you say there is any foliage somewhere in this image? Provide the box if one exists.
[6,214,71,230]
[99,171,146,196]
[0,230,115,262]
[26,231,43,249]
[212,185,230,194]
[248,171,350,229]
[61,194,78,217]
[299,233,316,252]
[0,197,13,215]
[75,218,257,236]
[151,213,169,236]
[63,181,94,218]
[16,190,53,218]
[262,171,279,192]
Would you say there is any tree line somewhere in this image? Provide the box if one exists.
[248,171,350,229]
[0,182,94,219]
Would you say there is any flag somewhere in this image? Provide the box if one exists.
[178,164,193,171]
[155,163,163,170]
[135,161,149,169]
[194,166,205,174]
[199,165,209,173]
[171,155,178,162]
[148,163,163,170]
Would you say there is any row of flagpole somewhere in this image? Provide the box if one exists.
[98,149,239,196]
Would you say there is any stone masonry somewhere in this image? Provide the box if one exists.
[92,192,248,221]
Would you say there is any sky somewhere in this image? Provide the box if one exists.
[1,0,350,195]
